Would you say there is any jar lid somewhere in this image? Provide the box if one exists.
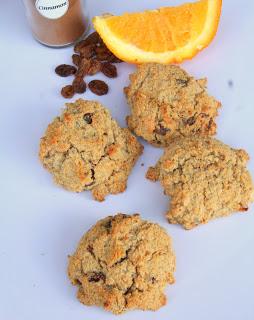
[35,0,69,20]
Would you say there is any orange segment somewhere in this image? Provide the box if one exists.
[93,0,222,64]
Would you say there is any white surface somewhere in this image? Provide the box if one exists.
[1,1,254,319]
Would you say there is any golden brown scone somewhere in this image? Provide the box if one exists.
[39,99,143,201]
[147,137,254,229]
[68,213,176,314]
[125,64,221,147]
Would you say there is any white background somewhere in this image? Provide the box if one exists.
[1,1,254,319]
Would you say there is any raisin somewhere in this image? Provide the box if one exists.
[239,207,248,212]
[104,219,112,230]
[176,78,189,87]
[79,44,96,58]
[55,64,76,77]
[87,59,101,76]
[88,80,109,96]
[96,51,113,61]
[101,62,117,78]
[75,58,91,78]
[87,245,94,254]
[72,54,81,67]
[72,78,86,94]
[154,124,169,136]
[74,43,85,53]
[61,85,74,99]
[91,168,95,178]
[107,54,123,63]
[83,113,93,124]
[74,39,89,53]
[186,116,196,126]
[151,277,156,284]
[88,272,106,283]
[84,31,101,45]
[207,118,213,130]
[95,46,111,55]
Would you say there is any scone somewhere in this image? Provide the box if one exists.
[147,137,254,229]
[125,63,221,147]
[39,99,143,201]
[68,213,176,314]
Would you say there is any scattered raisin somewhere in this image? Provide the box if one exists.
[96,49,113,61]
[72,77,86,94]
[239,207,248,211]
[186,116,196,126]
[107,54,123,63]
[83,113,93,124]
[79,44,96,58]
[61,85,74,99]
[84,31,101,45]
[55,64,76,77]
[101,62,117,78]
[95,46,111,55]
[88,272,106,283]
[75,58,91,78]
[154,124,169,136]
[87,59,101,76]
[74,40,88,54]
[72,54,81,67]
[55,32,119,98]
[88,80,109,96]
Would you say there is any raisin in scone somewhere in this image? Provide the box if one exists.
[68,213,176,314]
[125,64,221,147]
[39,99,143,201]
[147,137,254,229]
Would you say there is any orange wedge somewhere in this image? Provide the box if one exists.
[93,0,222,64]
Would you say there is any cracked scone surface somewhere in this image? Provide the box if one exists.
[39,99,143,201]
[68,213,176,314]
[147,137,254,229]
[125,63,221,147]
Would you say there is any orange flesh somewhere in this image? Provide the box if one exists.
[105,1,208,53]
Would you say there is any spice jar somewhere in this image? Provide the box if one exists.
[23,0,89,47]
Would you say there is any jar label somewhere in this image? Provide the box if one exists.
[35,0,69,20]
